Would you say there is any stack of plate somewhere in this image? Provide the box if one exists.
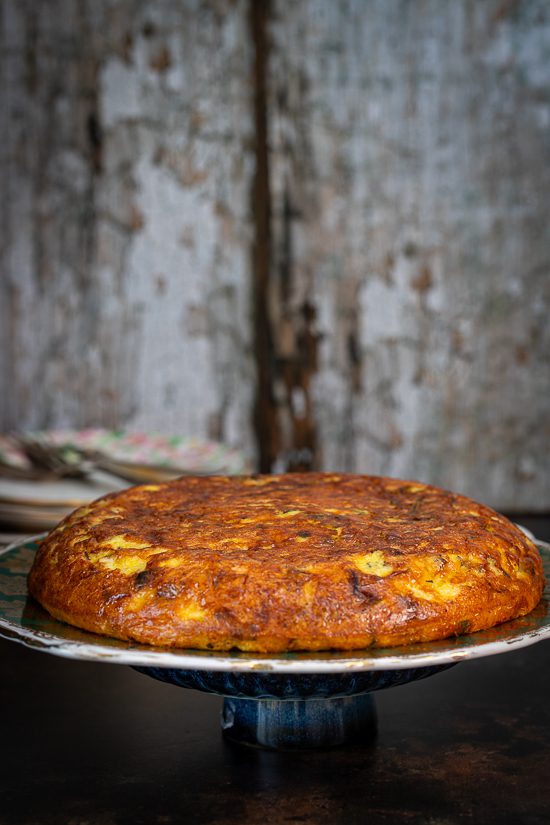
[0,429,250,533]
[0,473,128,532]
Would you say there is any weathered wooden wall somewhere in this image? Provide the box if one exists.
[0,0,255,448]
[1,0,549,510]
[266,0,550,508]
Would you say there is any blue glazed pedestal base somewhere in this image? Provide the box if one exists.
[221,694,376,749]
[135,664,453,750]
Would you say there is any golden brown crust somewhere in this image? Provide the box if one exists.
[28,474,544,652]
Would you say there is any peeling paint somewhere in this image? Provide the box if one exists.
[0,0,548,510]
[268,0,550,508]
[0,0,256,461]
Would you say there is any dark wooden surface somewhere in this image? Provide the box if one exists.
[1,516,549,825]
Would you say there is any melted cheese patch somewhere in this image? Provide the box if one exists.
[406,580,462,601]
[99,535,154,550]
[402,554,466,601]
[158,557,182,569]
[125,591,150,611]
[96,555,148,575]
[178,603,206,622]
[303,580,317,602]
[353,551,394,577]
[88,546,169,575]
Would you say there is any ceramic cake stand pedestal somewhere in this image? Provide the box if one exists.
[134,664,451,749]
[1,536,549,750]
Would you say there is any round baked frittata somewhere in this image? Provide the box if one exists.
[28,474,544,652]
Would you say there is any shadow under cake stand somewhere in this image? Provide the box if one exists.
[1,536,549,750]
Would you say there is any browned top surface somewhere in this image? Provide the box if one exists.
[28,474,544,651]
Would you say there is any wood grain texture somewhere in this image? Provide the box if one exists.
[267,0,550,509]
[0,0,255,453]
[1,0,549,509]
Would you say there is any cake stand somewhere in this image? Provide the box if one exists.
[1,535,549,750]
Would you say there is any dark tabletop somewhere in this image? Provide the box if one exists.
[2,516,549,825]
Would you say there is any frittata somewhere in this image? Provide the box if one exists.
[28,474,544,652]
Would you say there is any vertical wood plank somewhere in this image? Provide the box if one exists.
[267,0,550,508]
[0,0,256,457]
[249,0,279,473]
